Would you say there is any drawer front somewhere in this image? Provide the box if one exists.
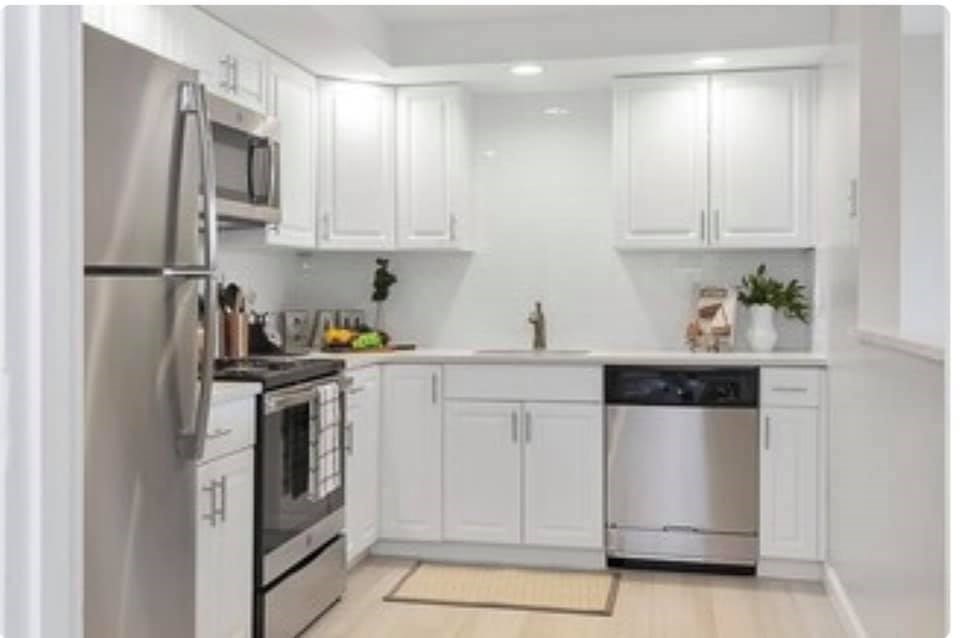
[345,366,380,397]
[444,365,602,403]
[202,396,255,461]
[760,368,821,407]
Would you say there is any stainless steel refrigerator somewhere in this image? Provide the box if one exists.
[84,27,217,637]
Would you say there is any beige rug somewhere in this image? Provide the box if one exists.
[384,562,620,616]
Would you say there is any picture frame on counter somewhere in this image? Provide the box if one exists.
[686,285,737,353]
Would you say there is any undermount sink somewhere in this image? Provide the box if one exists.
[472,348,591,356]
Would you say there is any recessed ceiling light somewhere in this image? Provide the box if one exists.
[692,56,728,67]
[510,63,544,76]
[543,107,570,116]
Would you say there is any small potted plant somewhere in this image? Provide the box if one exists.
[371,257,398,331]
[737,264,810,352]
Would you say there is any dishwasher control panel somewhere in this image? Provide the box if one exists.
[604,366,758,407]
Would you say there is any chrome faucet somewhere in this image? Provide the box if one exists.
[528,301,547,351]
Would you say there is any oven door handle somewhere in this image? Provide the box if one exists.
[265,385,321,414]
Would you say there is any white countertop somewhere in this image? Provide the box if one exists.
[301,348,828,370]
[212,380,262,403]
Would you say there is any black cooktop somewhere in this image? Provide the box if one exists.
[214,356,343,390]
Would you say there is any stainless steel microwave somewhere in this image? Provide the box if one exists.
[208,92,281,225]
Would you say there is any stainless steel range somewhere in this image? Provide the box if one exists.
[215,356,346,638]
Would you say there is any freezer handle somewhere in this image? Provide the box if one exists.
[177,80,218,459]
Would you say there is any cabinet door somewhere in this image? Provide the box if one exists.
[182,8,233,99]
[225,31,269,113]
[345,367,381,564]
[196,449,255,638]
[613,76,709,249]
[317,81,396,250]
[523,403,603,548]
[396,86,470,250]
[380,365,442,540]
[759,407,818,560]
[267,59,317,248]
[709,70,813,247]
[83,5,186,64]
[443,401,522,544]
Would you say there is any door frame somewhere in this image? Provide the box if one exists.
[2,7,84,637]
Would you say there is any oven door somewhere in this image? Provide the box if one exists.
[259,379,344,585]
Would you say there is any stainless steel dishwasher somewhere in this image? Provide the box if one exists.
[605,366,759,572]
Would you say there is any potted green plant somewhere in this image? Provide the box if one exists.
[737,264,810,352]
[371,257,398,331]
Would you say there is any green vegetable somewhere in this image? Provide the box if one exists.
[351,332,384,350]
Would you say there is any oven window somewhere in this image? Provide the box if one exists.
[259,383,344,556]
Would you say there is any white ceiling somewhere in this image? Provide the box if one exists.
[204,5,832,92]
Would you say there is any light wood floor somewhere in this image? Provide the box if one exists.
[303,557,846,638]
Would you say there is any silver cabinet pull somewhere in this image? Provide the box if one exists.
[525,411,532,443]
[202,480,218,527]
[771,386,808,393]
[449,214,458,241]
[431,373,439,405]
[699,209,706,242]
[712,209,721,242]
[219,55,233,90]
[322,213,332,240]
[764,416,771,450]
[218,476,228,523]
[511,411,518,443]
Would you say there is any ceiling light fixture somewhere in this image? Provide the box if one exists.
[510,63,544,76]
[543,106,570,116]
[692,56,729,67]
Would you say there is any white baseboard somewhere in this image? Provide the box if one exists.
[372,540,606,571]
[757,558,824,581]
[824,564,869,638]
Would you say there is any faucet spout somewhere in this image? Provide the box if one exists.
[528,301,547,351]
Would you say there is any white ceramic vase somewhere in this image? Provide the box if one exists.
[747,304,778,352]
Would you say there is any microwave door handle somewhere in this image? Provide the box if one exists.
[175,81,217,460]
[246,139,256,202]
[268,140,280,208]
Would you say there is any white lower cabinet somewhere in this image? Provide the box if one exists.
[443,401,523,544]
[759,406,819,560]
[196,448,255,638]
[523,402,604,549]
[345,367,381,564]
[442,393,603,550]
[380,365,443,541]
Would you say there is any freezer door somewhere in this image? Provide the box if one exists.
[606,406,759,534]
[84,275,198,637]
[84,26,202,268]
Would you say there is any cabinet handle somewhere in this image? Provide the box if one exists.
[525,411,532,443]
[431,373,438,405]
[218,476,227,523]
[231,56,239,93]
[771,386,808,393]
[511,411,518,443]
[218,56,232,90]
[449,214,457,241]
[202,480,218,527]
[348,386,364,395]
[764,416,771,450]
[699,209,706,242]
[712,209,720,242]
[322,213,332,240]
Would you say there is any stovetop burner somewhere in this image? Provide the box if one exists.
[214,355,343,390]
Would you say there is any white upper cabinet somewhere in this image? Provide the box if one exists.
[443,401,523,544]
[523,402,604,549]
[266,58,317,248]
[380,365,443,541]
[396,86,471,250]
[613,69,813,249]
[709,70,813,247]
[317,81,397,250]
[83,5,187,64]
[613,75,709,249]
[181,9,269,113]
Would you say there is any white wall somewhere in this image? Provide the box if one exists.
[284,91,814,351]
[899,32,946,347]
[818,7,946,637]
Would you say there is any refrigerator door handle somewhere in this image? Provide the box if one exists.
[177,80,218,459]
